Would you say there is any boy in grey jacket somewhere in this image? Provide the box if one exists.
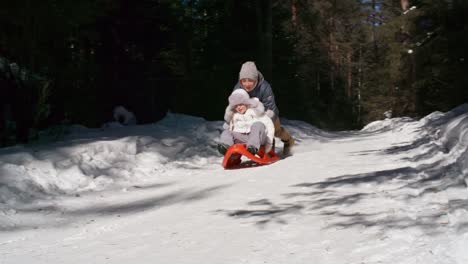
[225,61,295,156]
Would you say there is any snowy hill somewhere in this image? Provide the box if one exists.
[1,105,468,264]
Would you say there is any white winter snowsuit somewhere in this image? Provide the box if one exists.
[220,89,275,152]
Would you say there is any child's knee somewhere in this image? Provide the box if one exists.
[251,122,266,131]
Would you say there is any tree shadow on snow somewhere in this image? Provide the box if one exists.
[349,137,444,163]
[0,183,231,232]
[220,163,468,234]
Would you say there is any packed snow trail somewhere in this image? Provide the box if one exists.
[1,107,468,264]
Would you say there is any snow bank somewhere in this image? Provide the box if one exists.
[361,116,415,132]
[0,113,223,208]
[368,103,468,190]
[431,105,468,186]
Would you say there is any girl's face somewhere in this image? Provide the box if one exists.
[240,78,257,92]
[235,104,247,114]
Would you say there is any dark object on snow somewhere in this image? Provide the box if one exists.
[217,143,229,155]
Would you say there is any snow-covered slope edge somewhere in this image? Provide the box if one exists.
[0,114,223,208]
[364,104,468,191]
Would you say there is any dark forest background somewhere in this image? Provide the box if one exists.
[1,0,467,147]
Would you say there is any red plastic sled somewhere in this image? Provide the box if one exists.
[222,143,280,169]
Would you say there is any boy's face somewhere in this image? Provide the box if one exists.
[240,78,257,92]
[235,104,247,114]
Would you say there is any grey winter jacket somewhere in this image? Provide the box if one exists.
[232,71,279,121]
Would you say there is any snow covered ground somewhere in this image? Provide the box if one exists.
[1,104,468,264]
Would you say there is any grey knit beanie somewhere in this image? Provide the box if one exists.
[239,61,259,81]
[228,89,256,107]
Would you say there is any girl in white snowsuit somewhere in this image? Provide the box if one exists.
[218,89,275,156]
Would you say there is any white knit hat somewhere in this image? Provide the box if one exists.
[239,61,258,81]
[228,89,256,107]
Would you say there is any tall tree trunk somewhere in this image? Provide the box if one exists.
[255,0,272,80]
[328,21,335,92]
[255,0,264,67]
[371,0,379,56]
[185,0,194,77]
[264,0,272,80]
[401,0,416,114]
[24,0,36,71]
[317,72,321,93]
[346,50,352,98]
[291,0,297,27]
[357,44,362,123]
[401,0,409,11]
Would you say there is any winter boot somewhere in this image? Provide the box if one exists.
[246,145,258,156]
[282,137,295,156]
[217,143,229,155]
